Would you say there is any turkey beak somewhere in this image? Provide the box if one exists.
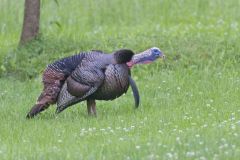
[160,53,166,59]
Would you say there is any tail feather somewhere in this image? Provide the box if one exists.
[129,76,140,108]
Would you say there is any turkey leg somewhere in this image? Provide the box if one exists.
[87,99,96,116]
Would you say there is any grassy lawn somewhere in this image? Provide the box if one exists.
[0,0,240,159]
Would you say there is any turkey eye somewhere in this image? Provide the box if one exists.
[154,51,160,56]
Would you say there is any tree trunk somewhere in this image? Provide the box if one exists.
[19,0,40,45]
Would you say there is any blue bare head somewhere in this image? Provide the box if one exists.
[149,47,165,60]
[127,47,165,67]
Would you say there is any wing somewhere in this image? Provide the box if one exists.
[56,83,101,113]
[56,62,105,113]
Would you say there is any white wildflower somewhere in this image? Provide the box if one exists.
[195,134,200,138]
[199,156,207,160]
[119,137,124,141]
[186,151,195,157]
[231,124,236,130]
[166,152,173,158]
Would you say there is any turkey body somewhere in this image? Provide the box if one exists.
[89,64,130,100]
[27,47,163,118]
[56,63,138,113]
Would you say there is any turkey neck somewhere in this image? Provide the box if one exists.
[104,54,117,65]
[126,49,151,68]
[86,54,116,69]
[101,53,129,65]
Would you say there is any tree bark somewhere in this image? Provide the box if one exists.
[19,0,40,45]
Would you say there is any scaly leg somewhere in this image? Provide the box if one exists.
[87,99,97,116]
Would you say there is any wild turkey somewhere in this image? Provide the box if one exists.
[26,49,134,118]
[56,47,165,115]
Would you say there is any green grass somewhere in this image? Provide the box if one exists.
[1,0,240,159]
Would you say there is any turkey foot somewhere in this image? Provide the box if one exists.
[87,99,96,116]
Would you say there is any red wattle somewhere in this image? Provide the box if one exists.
[126,61,133,68]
